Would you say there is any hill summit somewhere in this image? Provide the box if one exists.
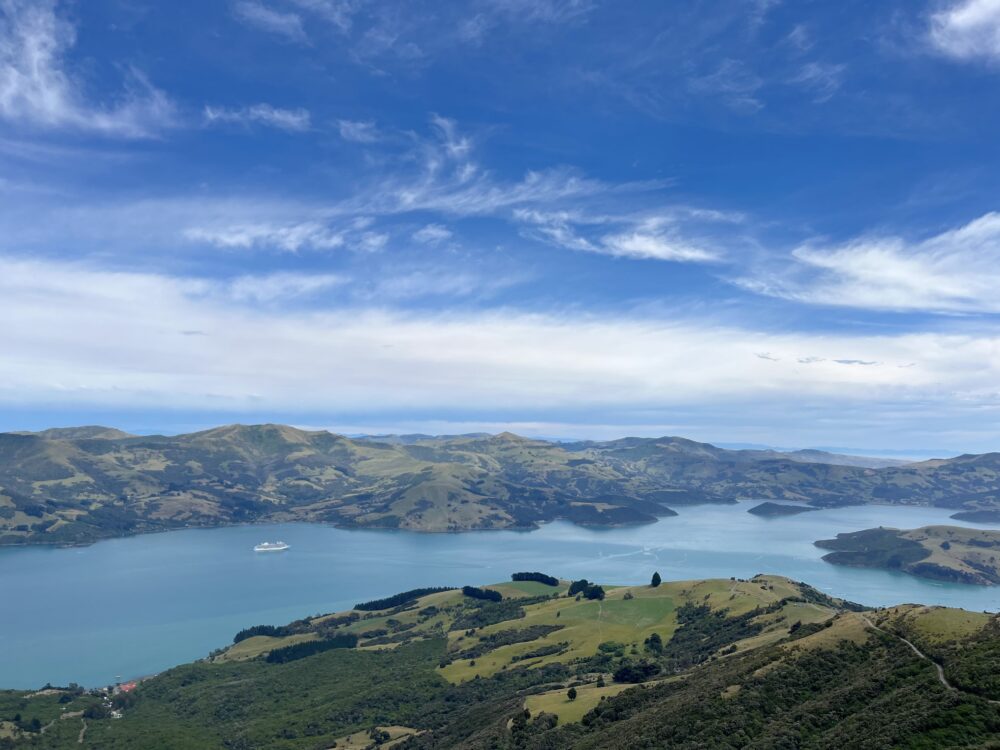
[1,424,998,546]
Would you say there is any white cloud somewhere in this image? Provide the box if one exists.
[515,210,723,263]
[430,114,473,159]
[184,221,344,252]
[688,59,764,113]
[286,0,356,31]
[412,224,453,244]
[789,61,846,102]
[232,1,307,43]
[0,115,719,264]
[337,119,380,142]
[363,267,521,301]
[483,0,595,24]
[929,0,1000,63]
[204,103,311,131]
[227,272,346,302]
[738,212,1000,313]
[356,231,388,252]
[0,0,176,136]
[2,255,1000,422]
[601,231,719,262]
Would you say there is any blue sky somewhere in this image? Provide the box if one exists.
[2,0,1000,454]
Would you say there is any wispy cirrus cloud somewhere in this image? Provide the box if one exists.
[928,0,1000,63]
[0,0,176,137]
[227,271,346,302]
[789,61,846,102]
[203,103,311,131]
[232,1,308,43]
[360,266,523,301]
[737,211,1000,313]
[184,221,344,252]
[337,118,380,142]
[412,224,453,244]
[0,113,730,264]
[515,209,729,263]
[484,0,595,23]
[687,58,765,113]
[285,0,357,31]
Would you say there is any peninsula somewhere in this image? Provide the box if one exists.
[815,526,1000,585]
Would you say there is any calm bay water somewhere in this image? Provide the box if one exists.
[1,502,998,689]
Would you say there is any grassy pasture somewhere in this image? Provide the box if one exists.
[525,682,634,724]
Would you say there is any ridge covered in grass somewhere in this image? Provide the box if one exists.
[3,571,997,748]
[3,424,1000,545]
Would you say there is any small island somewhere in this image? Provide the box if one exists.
[815,525,1000,586]
[747,502,820,517]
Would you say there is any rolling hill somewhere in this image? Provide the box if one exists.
[1,424,999,546]
[816,525,1000,585]
[2,574,997,748]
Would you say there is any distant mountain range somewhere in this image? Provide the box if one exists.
[1,424,998,545]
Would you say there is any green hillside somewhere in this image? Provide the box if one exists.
[1,574,997,749]
[816,525,1000,585]
[2,424,999,545]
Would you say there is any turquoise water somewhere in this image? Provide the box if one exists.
[1,502,997,689]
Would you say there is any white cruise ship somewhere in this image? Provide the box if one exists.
[253,541,290,552]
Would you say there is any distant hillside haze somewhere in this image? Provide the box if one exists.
[1,424,998,546]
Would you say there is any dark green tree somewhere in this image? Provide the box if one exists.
[651,571,661,587]
[568,579,591,596]
[583,584,605,601]
[567,686,577,701]
[644,632,663,653]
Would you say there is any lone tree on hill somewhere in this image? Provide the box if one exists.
[567,686,577,701]
[651,571,661,587]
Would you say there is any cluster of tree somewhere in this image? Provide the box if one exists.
[368,726,391,744]
[233,624,294,643]
[511,642,568,662]
[319,613,360,629]
[896,614,1000,700]
[449,625,564,662]
[511,572,559,586]
[660,603,764,671]
[353,587,455,611]
[448,595,553,631]
[568,579,606,600]
[568,637,1000,750]
[612,660,662,683]
[264,633,358,663]
[644,632,663,654]
[462,585,503,602]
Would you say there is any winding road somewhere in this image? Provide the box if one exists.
[859,614,999,705]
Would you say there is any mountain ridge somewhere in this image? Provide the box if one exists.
[3,573,997,748]
[1,424,998,546]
